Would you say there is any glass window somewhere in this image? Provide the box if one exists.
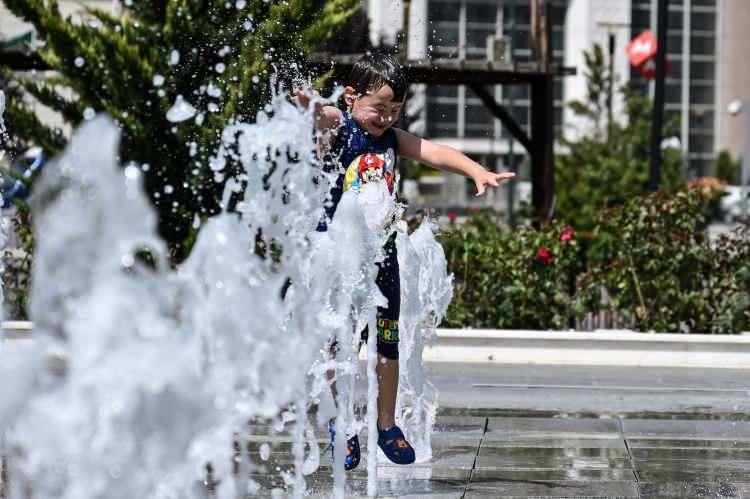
[427,121,458,136]
[690,60,714,81]
[667,10,682,30]
[631,9,651,30]
[466,27,496,51]
[429,23,459,48]
[504,4,531,26]
[466,4,496,24]
[429,2,460,23]
[428,103,458,123]
[691,11,716,31]
[691,35,715,56]
[690,84,715,104]
[428,86,459,99]
[666,34,682,52]
[689,133,714,153]
[689,110,714,130]
[667,60,682,79]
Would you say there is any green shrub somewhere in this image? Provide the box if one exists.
[440,187,750,333]
[439,212,583,330]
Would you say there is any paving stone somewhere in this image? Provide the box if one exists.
[622,419,750,439]
[637,481,750,498]
[481,436,628,450]
[485,417,621,441]
[478,444,629,460]
[465,479,639,498]
[634,458,750,475]
[475,454,631,472]
[631,447,750,461]
[470,467,636,481]
[627,438,750,449]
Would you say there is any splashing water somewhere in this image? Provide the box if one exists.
[0,90,453,498]
[0,90,6,132]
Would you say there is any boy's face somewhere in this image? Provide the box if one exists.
[345,84,404,137]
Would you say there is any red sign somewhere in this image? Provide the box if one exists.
[626,30,657,67]
[626,30,670,80]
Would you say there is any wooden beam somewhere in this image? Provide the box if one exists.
[309,54,575,86]
[530,0,556,221]
[468,83,532,154]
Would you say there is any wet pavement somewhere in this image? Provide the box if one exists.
[242,363,750,497]
[5,362,750,497]
[244,412,750,498]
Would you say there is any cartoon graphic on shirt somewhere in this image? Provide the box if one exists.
[343,149,396,194]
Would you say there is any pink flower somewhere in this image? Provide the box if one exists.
[536,247,554,265]
[447,212,458,224]
[560,227,575,242]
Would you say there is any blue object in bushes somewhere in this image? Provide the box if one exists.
[2,148,44,208]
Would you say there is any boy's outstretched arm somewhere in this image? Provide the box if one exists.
[293,89,342,133]
[394,128,515,196]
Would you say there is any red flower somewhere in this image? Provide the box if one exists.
[447,211,458,224]
[560,227,575,242]
[536,247,554,265]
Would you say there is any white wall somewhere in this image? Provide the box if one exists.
[367,0,404,47]
[563,0,632,140]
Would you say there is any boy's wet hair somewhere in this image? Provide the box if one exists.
[348,51,408,102]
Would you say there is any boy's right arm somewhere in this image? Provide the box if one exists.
[293,90,343,133]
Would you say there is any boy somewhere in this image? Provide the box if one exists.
[295,51,514,470]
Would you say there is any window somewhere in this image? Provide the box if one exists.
[691,11,716,32]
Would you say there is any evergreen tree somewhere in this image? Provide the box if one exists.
[555,44,682,231]
[1,0,357,261]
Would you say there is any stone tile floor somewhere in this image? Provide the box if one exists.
[243,413,750,498]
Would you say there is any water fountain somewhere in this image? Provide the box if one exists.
[0,88,453,498]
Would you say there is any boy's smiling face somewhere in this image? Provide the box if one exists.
[345,84,404,137]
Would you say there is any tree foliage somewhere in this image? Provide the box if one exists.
[1,0,357,260]
[555,44,683,231]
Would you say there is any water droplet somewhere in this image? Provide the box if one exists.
[236,0,247,8]
[121,254,135,268]
[164,184,174,194]
[74,57,85,68]
[169,49,180,66]
[124,165,141,180]
[215,62,226,74]
[166,95,197,123]
[83,107,96,120]
[259,443,270,461]
[153,74,165,87]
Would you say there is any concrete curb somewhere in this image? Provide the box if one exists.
[426,329,750,368]
[6,322,750,369]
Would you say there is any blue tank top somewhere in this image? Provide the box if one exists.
[317,112,399,231]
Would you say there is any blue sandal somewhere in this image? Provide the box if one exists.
[328,419,360,471]
[377,425,415,465]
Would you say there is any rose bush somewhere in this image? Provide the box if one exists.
[439,212,583,330]
[440,186,749,333]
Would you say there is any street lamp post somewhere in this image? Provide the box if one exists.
[729,100,749,219]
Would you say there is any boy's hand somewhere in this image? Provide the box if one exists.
[473,171,516,197]
[293,89,320,110]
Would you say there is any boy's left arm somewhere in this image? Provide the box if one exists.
[394,128,515,196]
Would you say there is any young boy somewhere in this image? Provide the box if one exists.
[295,51,514,470]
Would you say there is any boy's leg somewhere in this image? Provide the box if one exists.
[373,237,400,430]
[376,354,398,429]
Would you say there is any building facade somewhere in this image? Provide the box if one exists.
[394,0,750,206]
